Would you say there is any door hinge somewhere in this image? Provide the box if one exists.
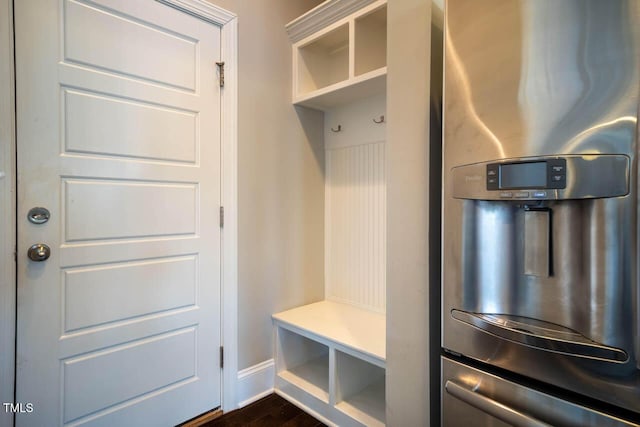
[216,61,225,88]
[219,206,224,228]
[220,346,224,369]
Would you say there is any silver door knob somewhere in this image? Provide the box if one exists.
[27,207,50,224]
[27,244,50,262]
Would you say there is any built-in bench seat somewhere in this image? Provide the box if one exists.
[273,300,386,427]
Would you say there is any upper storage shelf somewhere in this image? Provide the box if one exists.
[286,0,387,111]
[297,24,349,94]
[355,5,387,76]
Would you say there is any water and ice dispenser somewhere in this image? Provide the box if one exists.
[448,154,633,362]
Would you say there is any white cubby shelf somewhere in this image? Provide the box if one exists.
[288,0,387,111]
[279,1,388,425]
[273,301,386,427]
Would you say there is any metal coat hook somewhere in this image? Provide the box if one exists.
[331,125,342,132]
[373,115,385,124]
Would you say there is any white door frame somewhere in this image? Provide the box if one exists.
[0,2,239,425]
[162,1,239,414]
[0,1,17,427]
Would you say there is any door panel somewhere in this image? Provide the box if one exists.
[62,328,197,423]
[64,0,198,90]
[64,89,198,163]
[63,179,198,241]
[63,256,197,332]
[15,0,222,425]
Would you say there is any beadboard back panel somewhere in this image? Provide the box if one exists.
[325,140,386,312]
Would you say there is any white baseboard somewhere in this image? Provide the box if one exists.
[237,359,275,408]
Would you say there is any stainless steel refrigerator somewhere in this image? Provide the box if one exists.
[441,1,640,425]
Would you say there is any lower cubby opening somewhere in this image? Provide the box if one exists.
[276,327,330,403]
[335,350,386,427]
[273,301,386,425]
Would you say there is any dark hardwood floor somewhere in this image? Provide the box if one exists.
[203,394,326,427]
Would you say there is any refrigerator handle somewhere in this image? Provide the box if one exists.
[445,380,552,427]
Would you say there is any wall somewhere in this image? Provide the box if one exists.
[205,0,326,371]
[0,0,15,426]
[386,0,435,425]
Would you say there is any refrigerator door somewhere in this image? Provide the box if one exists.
[442,0,640,413]
[442,357,637,427]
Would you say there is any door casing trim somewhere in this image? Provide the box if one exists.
[0,0,239,422]
[0,1,16,426]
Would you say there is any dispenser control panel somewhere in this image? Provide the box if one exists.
[487,159,566,191]
[451,155,629,201]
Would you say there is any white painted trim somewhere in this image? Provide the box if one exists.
[161,0,239,413]
[159,0,238,413]
[157,0,235,25]
[237,360,275,408]
[0,0,15,426]
[219,14,239,414]
[274,390,338,427]
[285,0,378,43]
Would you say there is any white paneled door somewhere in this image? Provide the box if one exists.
[15,1,222,426]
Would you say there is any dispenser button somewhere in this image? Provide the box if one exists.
[486,164,499,190]
[500,192,513,198]
[547,158,567,189]
[515,191,530,198]
[533,191,547,198]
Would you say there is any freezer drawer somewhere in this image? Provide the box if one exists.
[442,357,637,427]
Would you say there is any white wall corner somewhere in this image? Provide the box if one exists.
[236,359,275,408]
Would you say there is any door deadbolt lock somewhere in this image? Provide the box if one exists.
[27,207,50,224]
[28,244,51,262]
